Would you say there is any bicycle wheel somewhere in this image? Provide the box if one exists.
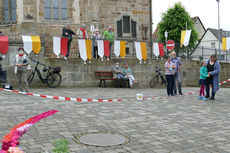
[150,75,159,88]
[27,72,35,85]
[46,73,62,88]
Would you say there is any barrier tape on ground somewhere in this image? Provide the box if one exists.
[0,88,122,102]
[143,78,230,101]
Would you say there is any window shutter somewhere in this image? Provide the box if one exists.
[11,0,16,22]
[61,0,67,20]
[53,0,59,20]
[131,20,137,38]
[117,20,122,38]
[123,16,130,33]
[3,0,9,21]
[44,0,51,19]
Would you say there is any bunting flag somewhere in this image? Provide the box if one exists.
[0,36,9,58]
[60,37,68,57]
[153,42,164,58]
[104,40,110,59]
[180,30,191,47]
[53,37,69,57]
[22,36,41,55]
[135,42,147,63]
[1,110,58,152]
[97,40,104,60]
[222,37,230,51]
[114,40,126,58]
[78,39,92,63]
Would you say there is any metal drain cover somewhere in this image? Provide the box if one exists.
[79,133,127,147]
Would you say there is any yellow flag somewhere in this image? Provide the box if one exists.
[31,36,41,54]
[140,42,147,61]
[85,39,92,61]
[120,41,126,58]
[180,31,186,48]
[222,37,227,51]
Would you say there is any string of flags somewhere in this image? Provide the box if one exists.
[222,37,230,51]
[97,40,110,61]
[114,40,126,58]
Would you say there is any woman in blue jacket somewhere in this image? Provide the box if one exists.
[206,54,221,100]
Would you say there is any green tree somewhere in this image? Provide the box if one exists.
[158,2,198,52]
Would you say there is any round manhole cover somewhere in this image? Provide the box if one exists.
[79,133,128,147]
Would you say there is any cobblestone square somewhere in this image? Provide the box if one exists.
[0,87,230,153]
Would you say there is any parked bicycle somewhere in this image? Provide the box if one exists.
[150,66,166,88]
[27,59,62,88]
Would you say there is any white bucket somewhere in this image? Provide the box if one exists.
[136,93,144,101]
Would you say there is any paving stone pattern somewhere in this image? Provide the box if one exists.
[1,87,230,153]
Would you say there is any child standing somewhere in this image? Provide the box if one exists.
[199,61,209,100]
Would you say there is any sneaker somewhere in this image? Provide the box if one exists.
[64,57,67,60]
[179,92,183,95]
[205,95,210,98]
[202,97,207,101]
[199,96,202,100]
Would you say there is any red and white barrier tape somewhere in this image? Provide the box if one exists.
[0,88,122,102]
[219,78,230,85]
[143,92,196,101]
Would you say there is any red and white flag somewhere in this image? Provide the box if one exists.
[53,37,68,57]
[0,36,8,58]
[153,42,164,58]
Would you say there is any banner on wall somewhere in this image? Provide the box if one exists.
[53,37,68,58]
[114,40,126,58]
[153,42,164,58]
[78,39,92,64]
[0,36,9,58]
[22,36,41,55]
[135,41,147,63]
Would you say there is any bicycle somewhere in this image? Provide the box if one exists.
[27,59,62,88]
[150,66,166,88]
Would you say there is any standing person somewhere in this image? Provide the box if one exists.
[91,29,102,58]
[165,56,176,96]
[14,47,29,92]
[113,62,124,88]
[77,24,88,39]
[205,54,221,100]
[103,26,114,57]
[62,25,76,59]
[123,63,137,88]
[171,51,183,95]
[199,61,209,101]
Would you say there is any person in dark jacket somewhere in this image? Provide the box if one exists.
[205,54,221,100]
[62,25,76,58]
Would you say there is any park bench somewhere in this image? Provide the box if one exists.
[95,71,130,88]
[95,71,116,87]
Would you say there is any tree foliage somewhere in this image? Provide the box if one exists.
[158,2,199,50]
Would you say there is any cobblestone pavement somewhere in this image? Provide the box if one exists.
[1,87,230,153]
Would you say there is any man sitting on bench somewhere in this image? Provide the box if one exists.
[113,62,124,88]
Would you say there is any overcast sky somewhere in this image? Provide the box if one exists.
[152,0,230,31]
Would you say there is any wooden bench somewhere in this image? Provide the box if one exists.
[95,71,116,87]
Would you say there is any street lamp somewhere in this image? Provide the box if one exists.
[216,0,221,57]
[165,31,168,55]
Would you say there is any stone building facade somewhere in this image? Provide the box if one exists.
[0,0,151,58]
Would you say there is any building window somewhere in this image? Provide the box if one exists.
[218,55,225,60]
[211,42,215,49]
[44,0,67,20]
[117,16,136,38]
[3,0,16,22]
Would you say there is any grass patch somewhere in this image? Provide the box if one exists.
[53,139,70,153]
